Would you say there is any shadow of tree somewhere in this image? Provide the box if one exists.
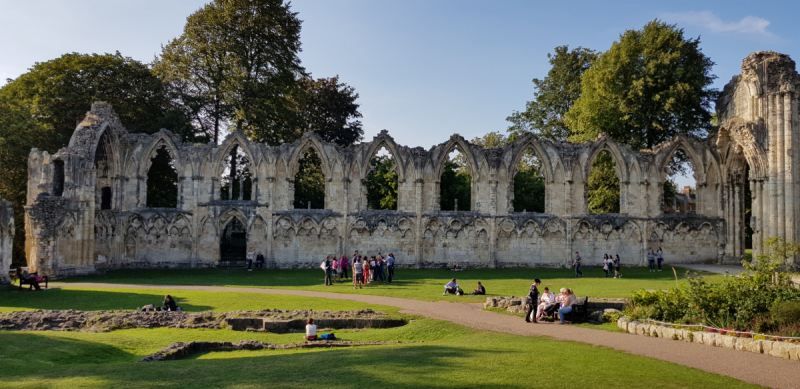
[0,288,213,312]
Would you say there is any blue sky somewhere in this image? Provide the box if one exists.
[1,0,798,186]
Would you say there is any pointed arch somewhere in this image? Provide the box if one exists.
[138,132,183,177]
[434,136,478,179]
[212,132,259,177]
[361,135,406,182]
[584,140,628,183]
[507,135,555,183]
[286,136,333,178]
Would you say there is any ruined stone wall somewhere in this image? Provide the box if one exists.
[0,198,13,284]
[24,51,800,277]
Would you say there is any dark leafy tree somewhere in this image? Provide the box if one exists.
[507,46,597,142]
[146,146,179,208]
[514,164,545,213]
[440,161,471,211]
[588,152,620,214]
[154,0,305,144]
[365,156,398,210]
[294,149,325,209]
[566,20,718,149]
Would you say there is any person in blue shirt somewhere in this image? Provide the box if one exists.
[386,253,396,283]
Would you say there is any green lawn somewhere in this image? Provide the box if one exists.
[0,318,757,388]
[59,266,721,302]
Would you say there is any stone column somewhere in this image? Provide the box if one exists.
[784,92,794,244]
[777,94,786,241]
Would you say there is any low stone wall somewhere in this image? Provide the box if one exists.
[139,340,421,362]
[617,317,800,361]
[226,317,407,332]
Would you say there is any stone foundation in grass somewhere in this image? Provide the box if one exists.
[617,316,800,362]
[138,340,422,362]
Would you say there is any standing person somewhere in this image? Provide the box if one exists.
[375,255,385,282]
[246,250,254,271]
[573,252,583,278]
[386,253,396,283]
[657,247,664,271]
[331,256,339,281]
[370,256,378,282]
[363,256,371,284]
[647,248,656,272]
[339,255,349,281]
[323,256,333,286]
[353,258,364,289]
[525,279,541,323]
[613,254,621,279]
[602,254,610,278]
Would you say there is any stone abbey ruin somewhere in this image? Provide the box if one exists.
[10,51,800,277]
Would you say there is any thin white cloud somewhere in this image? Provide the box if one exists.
[664,11,771,35]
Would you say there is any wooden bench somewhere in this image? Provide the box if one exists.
[559,296,589,323]
[15,269,48,291]
[216,260,247,268]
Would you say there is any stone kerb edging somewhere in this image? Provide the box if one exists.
[617,316,800,362]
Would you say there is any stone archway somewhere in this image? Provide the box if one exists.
[220,218,247,262]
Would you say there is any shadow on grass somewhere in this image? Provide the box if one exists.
[2,340,519,389]
[0,332,136,370]
[0,287,213,312]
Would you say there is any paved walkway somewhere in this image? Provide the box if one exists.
[673,264,746,275]
[58,282,796,388]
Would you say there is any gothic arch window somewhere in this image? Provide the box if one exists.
[365,146,398,210]
[52,160,64,197]
[221,144,252,201]
[662,148,698,215]
[512,147,545,213]
[587,150,620,214]
[94,131,113,208]
[440,147,471,211]
[294,148,325,209]
[146,145,179,208]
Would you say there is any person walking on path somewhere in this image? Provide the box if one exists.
[657,247,664,271]
[525,279,541,323]
[386,253,395,283]
[613,254,621,279]
[573,252,583,278]
[323,256,333,286]
[647,248,656,272]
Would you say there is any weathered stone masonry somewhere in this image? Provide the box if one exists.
[21,51,800,277]
[0,197,13,284]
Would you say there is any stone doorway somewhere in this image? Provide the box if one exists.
[220,218,247,262]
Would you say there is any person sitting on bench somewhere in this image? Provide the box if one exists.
[536,287,556,321]
[471,282,486,295]
[163,295,177,311]
[19,270,43,291]
[557,288,577,324]
[255,251,265,268]
[443,278,461,295]
[305,318,317,340]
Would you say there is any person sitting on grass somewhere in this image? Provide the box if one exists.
[305,318,317,340]
[471,282,486,295]
[163,295,178,311]
[443,278,460,295]
[557,289,577,325]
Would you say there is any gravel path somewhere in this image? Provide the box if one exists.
[58,282,796,388]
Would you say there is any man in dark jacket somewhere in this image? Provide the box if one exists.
[525,279,541,323]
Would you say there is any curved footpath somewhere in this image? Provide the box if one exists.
[58,283,797,388]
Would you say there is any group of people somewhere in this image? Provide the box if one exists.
[140,295,179,312]
[321,251,396,288]
[573,252,622,278]
[646,247,665,272]
[525,279,578,324]
[442,279,485,296]
[245,251,266,270]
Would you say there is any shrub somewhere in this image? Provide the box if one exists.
[769,301,800,325]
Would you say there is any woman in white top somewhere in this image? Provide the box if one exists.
[305,318,317,340]
[536,287,557,321]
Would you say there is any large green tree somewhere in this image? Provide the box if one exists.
[294,149,325,209]
[440,161,471,212]
[154,0,305,144]
[0,52,191,267]
[365,156,398,210]
[507,46,597,142]
[566,20,717,149]
[587,152,621,214]
[248,76,363,147]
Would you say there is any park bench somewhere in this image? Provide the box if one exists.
[217,260,247,268]
[558,296,589,323]
[15,268,48,291]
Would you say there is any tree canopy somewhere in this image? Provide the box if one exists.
[566,20,717,149]
[507,46,597,142]
[587,152,621,214]
[365,155,398,210]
